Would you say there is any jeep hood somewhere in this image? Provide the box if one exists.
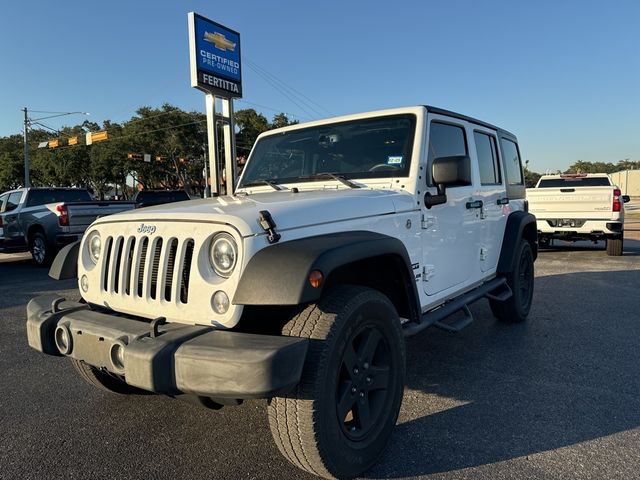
[95,189,415,237]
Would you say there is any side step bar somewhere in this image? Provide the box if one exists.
[403,277,512,337]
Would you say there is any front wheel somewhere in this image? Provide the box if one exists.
[490,240,535,323]
[267,286,406,479]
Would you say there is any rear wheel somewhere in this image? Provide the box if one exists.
[70,359,149,395]
[490,240,534,323]
[267,286,406,479]
[30,232,55,267]
[606,235,623,256]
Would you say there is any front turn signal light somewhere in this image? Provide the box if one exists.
[309,270,324,289]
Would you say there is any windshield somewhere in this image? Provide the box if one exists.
[239,114,416,188]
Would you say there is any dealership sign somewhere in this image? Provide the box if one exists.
[188,12,242,97]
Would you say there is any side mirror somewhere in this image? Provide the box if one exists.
[425,155,472,209]
[621,195,630,203]
[432,155,472,186]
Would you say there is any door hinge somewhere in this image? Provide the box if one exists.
[421,214,435,229]
[480,247,487,261]
[422,265,435,282]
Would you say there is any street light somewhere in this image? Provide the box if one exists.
[22,108,90,187]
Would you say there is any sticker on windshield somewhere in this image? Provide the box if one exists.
[387,155,403,165]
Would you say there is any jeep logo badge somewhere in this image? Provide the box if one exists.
[137,223,157,234]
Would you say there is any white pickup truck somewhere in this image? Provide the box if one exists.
[526,173,630,255]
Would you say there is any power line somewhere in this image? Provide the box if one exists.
[235,99,311,122]
[246,62,322,120]
[245,58,333,117]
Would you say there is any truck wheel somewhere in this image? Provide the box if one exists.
[30,232,55,267]
[267,286,406,479]
[606,236,623,256]
[70,359,149,395]
[490,240,534,323]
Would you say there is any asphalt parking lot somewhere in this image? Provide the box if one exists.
[1,233,639,480]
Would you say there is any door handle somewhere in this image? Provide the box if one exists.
[465,200,483,209]
[496,197,509,205]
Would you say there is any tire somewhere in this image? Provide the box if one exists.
[29,231,55,267]
[267,286,406,479]
[490,240,535,323]
[70,359,150,395]
[606,236,623,256]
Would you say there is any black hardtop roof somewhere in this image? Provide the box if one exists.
[425,105,517,140]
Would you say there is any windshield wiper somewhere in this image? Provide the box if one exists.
[300,172,361,189]
[241,179,283,191]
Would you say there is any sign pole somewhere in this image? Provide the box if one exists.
[222,97,237,193]
[205,93,219,195]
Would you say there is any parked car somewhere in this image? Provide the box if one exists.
[526,173,630,255]
[27,106,536,478]
[0,187,134,266]
[133,189,191,208]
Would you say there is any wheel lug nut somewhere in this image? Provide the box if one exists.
[351,387,356,394]
[366,376,371,383]
[363,362,369,369]
[353,367,359,375]
[359,391,365,398]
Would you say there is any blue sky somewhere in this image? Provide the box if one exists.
[0,0,638,172]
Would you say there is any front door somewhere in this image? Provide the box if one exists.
[421,118,482,296]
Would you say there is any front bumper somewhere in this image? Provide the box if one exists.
[27,295,308,399]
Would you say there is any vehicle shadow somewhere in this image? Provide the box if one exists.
[368,267,640,478]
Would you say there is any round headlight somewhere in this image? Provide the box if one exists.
[210,233,237,277]
[88,231,101,263]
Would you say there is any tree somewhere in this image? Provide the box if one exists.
[523,160,541,188]
[121,104,205,192]
[234,109,269,157]
[0,135,24,190]
[234,109,299,157]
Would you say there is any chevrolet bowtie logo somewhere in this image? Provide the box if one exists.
[204,31,236,52]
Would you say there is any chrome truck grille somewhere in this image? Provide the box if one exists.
[101,236,194,304]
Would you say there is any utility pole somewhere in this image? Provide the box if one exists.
[23,107,30,187]
[21,108,89,188]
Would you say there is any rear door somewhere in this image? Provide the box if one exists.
[472,128,506,273]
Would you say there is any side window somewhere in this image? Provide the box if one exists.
[427,122,467,185]
[26,190,47,207]
[5,192,23,212]
[474,131,501,185]
[501,138,524,185]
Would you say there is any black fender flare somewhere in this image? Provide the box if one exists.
[233,231,420,314]
[497,211,538,274]
[49,240,80,280]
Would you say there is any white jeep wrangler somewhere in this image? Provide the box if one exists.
[27,106,537,479]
